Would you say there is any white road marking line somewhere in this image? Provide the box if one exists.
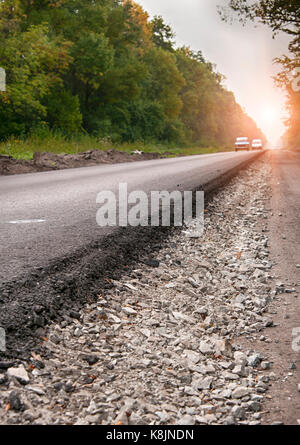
[8,219,46,224]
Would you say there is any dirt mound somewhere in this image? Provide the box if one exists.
[0,149,167,176]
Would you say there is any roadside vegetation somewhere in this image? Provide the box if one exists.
[0,129,234,160]
[0,0,264,159]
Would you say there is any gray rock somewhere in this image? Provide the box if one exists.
[122,306,137,315]
[261,361,272,370]
[213,339,233,357]
[201,404,216,415]
[7,365,30,385]
[223,371,239,380]
[26,385,46,396]
[232,364,248,377]
[194,376,213,390]
[196,306,208,316]
[224,416,235,425]
[231,387,250,399]
[199,341,213,354]
[155,411,170,423]
[188,278,200,288]
[247,401,262,412]
[177,414,195,425]
[9,391,24,411]
[185,350,201,364]
[234,351,247,364]
[232,406,245,420]
[247,353,262,368]
[81,355,99,366]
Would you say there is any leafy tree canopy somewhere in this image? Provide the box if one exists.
[0,0,265,146]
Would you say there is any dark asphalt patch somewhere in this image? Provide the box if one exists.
[0,152,263,360]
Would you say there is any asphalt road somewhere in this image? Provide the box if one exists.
[0,151,260,287]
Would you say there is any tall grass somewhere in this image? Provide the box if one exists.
[0,129,233,160]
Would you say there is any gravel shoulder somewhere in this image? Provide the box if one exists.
[237,150,300,425]
[0,152,299,425]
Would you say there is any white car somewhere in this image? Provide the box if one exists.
[235,137,250,151]
[252,139,263,150]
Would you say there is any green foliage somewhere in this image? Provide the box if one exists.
[0,130,234,160]
[0,0,264,149]
[143,47,185,120]
[151,15,175,52]
[43,88,82,133]
[220,1,299,40]
[0,22,71,139]
[70,32,114,90]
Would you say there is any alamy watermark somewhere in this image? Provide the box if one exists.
[0,68,6,92]
[0,327,6,352]
[291,67,300,93]
[292,327,300,353]
[96,184,205,237]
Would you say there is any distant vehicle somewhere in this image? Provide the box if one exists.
[235,137,250,152]
[251,139,263,150]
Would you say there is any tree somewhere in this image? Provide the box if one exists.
[69,31,114,112]
[0,0,265,146]
[0,22,72,138]
[219,1,300,38]
[151,15,175,52]
[144,47,185,120]
[43,88,82,133]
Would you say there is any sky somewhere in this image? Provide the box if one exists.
[138,0,292,145]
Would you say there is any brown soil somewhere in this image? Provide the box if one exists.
[236,150,300,425]
[0,149,169,176]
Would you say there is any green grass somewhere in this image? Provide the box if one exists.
[0,132,234,160]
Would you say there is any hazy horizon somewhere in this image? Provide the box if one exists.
[138,0,291,145]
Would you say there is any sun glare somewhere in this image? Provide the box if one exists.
[261,108,278,125]
[254,105,285,146]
